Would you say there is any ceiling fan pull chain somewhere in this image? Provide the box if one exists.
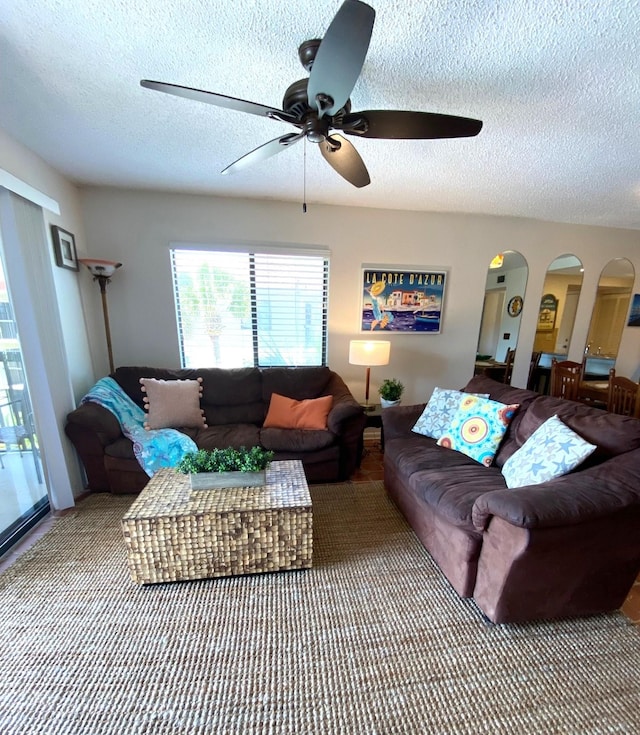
[303,137,308,214]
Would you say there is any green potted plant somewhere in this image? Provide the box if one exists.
[378,378,404,408]
[176,446,274,490]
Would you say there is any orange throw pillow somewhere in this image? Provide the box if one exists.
[263,393,333,430]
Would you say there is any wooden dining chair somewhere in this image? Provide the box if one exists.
[527,351,542,390]
[502,348,515,384]
[607,369,640,417]
[549,359,582,401]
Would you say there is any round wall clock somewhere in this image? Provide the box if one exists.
[507,296,523,317]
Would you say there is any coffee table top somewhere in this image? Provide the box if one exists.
[122,459,310,521]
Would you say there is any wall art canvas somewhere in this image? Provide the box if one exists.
[360,267,447,333]
[627,294,640,326]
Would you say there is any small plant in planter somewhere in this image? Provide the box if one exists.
[177,446,274,490]
[378,378,404,407]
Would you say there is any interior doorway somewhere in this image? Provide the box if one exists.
[477,289,506,358]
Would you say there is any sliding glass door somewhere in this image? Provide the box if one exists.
[0,255,48,556]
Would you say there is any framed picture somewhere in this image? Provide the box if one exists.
[628,294,640,327]
[51,225,78,271]
[360,266,447,333]
[507,295,523,317]
[537,293,558,331]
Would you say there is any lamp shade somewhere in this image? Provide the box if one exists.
[79,258,122,278]
[349,340,391,366]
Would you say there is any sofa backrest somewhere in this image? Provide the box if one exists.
[514,394,640,461]
[463,374,640,467]
[260,366,331,402]
[111,365,334,427]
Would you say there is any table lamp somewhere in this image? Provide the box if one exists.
[349,339,391,411]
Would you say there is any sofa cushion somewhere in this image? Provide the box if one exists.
[193,424,262,451]
[412,387,488,439]
[437,395,519,467]
[199,367,262,406]
[263,393,333,430]
[260,427,335,452]
[198,368,265,426]
[139,377,207,430]
[501,415,597,489]
[514,395,640,461]
[409,465,506,532]
[385,434,479,477]
[113,366,206,407]
[204,401,267,427]
[261,366,331,401]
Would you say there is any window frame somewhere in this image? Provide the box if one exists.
[170,243,330,369]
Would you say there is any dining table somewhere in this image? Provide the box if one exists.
[474,360,508,383]
[578,379,609,406]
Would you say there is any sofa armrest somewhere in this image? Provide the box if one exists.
[472,450,640,532]
[64,402,123,492]
[381,403,426,441]
[324,372,365,434]
[66,402,122,443]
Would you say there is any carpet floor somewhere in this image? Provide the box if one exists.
[1,481,639,734]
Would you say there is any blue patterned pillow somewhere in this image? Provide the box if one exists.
[412,387,489,440]
[501,414,596,489]
[436,395,519,467]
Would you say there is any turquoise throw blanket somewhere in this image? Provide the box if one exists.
[81,376,197,477]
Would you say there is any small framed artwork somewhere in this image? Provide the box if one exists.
[360,265,448,333]
[627,294,640,326]
[537,293,558,331]
[51,225,78,271]
[507,295,523,317]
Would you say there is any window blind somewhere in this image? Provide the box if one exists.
[171,247,328,368]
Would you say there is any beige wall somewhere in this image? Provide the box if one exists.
[3,123,639,498]
[79,186,640,403]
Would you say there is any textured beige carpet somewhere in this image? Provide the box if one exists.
[1,481,639,734]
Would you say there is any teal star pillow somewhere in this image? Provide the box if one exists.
[412,387,489,440]
[501,414,597,489]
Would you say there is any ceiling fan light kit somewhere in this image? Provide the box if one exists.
[140,0,482,190]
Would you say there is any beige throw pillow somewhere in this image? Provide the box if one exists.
[139,377,207,431]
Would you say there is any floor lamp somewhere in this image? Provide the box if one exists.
[349,339,391,411]
[79,258,122,373]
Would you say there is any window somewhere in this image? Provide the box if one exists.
[171,247,329,368]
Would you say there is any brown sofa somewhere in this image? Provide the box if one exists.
[382,374,640,623]
[66,365,366,493]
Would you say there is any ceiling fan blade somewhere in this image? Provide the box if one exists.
[340,110,483,139]
[319,134,370,188]
[307,1,375,118]
[140,80,297,124]
[221,132,303,175]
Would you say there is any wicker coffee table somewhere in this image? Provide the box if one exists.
[121,459,312,584]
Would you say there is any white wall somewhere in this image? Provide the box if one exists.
[483,263,528,362]
[79,186,640,404]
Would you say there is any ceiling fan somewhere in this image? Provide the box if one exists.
[140,0,482,189]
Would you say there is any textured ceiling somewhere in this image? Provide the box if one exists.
[2,0,640,229]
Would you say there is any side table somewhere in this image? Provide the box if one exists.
[358,404,385,465]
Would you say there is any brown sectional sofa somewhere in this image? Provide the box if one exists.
[382,374,640,623]
[66,365,366,493]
